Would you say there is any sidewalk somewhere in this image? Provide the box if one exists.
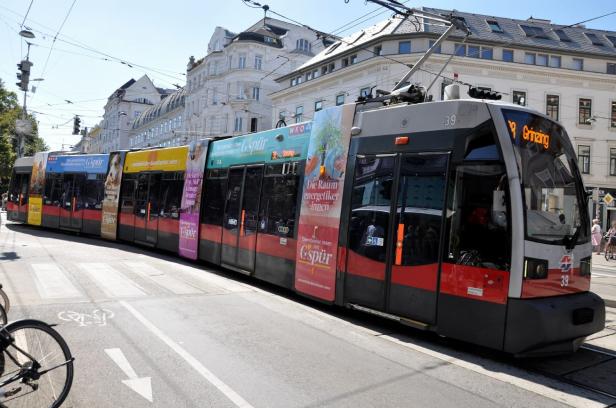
[591,253,616,309]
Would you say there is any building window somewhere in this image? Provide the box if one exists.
[578,145,590,174]
[611,101,616,128]
[513,91,526,106]
[610,149,616,176]
[585,32,604,46]
[329,63,335,72]
[398,41,411,54]
[502,49,514,62]
[250,118,258,133]
[234,116,243,132]
[481,47,493,59]
[254,55,263,70]
[237,84,246,100]
[608,63,616,75]
[360,87,371,98]
[536,54,548,66]
[487,20,503,33]
[572,58,584,71]
[238,55,246,69]
[454,43,466,57]
[228,55,233,69]
[549,55,561,68]
[524,53,536,65]
[579,99,592,125]
[428,40,441,54]
[374,45,382,56]
[342,58,349,67]
[350,54,357,64]
[520,25,549,39]
[546,95,560,121]
[296,39,312,53]
[295,106,303,123]
[468,45,480,58]
[252,87,260,101]
[554,29,572,42]
[336,94,345,106]
[314,100,323,112]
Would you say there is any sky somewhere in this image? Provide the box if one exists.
[0,0,615,151]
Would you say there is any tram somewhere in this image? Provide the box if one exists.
[7,98,605,356]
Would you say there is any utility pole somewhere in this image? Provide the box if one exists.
[15,29,36,157]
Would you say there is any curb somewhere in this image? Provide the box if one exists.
[606,299,616,309]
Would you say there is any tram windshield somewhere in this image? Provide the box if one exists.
[503,109,589,246]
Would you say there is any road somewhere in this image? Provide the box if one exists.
[1,217,615,408]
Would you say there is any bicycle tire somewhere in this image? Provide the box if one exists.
[0,319,74,408]
[0,304,7,327]
[0,288,10,315]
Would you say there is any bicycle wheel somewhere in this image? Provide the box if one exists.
[0,319,74,408]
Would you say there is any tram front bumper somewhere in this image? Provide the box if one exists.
[503,291,605,356]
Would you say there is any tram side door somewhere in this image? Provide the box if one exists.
[59,174,85,229]
[221,165,263,273]
[134,173,160,245]
[344,153,449,325]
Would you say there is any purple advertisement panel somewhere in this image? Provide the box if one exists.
[179,140,209,259]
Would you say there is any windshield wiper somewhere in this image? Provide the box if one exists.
[563,226,581,250]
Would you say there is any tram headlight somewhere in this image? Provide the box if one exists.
[524,257,548,279]
[580,257,591,277]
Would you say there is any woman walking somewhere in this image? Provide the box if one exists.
[591,219,602,254]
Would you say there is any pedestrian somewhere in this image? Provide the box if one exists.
[591,219,602,254]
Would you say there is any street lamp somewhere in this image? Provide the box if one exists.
[18,29,35,39]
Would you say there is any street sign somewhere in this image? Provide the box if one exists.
[604,193,614,206]
[15,119,32,135]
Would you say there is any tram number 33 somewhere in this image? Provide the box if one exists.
[561,274,569,287]
[443,114,457,127]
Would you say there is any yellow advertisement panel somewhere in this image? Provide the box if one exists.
[124,146,188,173]
[27,196,43,226]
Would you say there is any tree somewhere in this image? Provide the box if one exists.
[0,78,48,191]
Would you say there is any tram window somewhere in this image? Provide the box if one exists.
[9,173,20,203]
[258,162,301,238]
[160,172,183,219]
[348,156,395,262]
[84,174,105,210]
[148,174,162,218]
[202,169,227,225]
[224,169,243,231]
[120,174,137,212]
[444,163,510,270]
[44,174,63,205]
[464,125,502,161]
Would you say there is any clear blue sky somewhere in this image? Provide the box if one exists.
[0,0,615,150]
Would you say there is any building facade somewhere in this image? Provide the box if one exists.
[129,88,186,148]
[182,17,322,140]
[94,75,170,153]
[270,8,616,226]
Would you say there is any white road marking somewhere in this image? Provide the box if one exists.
[120,301,253,408]
[13,328,30,365]
[105,348,153,403]
[592,272,615,278]
[31,263,82,299]
[79,263,145,297]
[168,263,252,293]
[58,309,114,327]
[123,262,201,295]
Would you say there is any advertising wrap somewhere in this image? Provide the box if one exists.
[294,105,354,301]
[46,154,109,174]
[101,151,126,240]
[179,140,209,259]
[124,146,188,173]
[27,151,49,226]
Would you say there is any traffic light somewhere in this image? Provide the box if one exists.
[16,60,33,92]
[468,87,502,100]
[72,116,81,135]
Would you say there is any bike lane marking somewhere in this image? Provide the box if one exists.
[105,348,153,403]
[119,300,254,408]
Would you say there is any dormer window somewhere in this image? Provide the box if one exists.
[607,35,616,47]
[296,39,312,53]
[554,29,572,42]
[519,24,549,39]
[585,32,604,46]
[486,20,503,33]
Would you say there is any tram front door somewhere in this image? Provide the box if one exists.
[59,173,86,230]
[134,173,161,245]
[344,153,449,325]
[221,165,263,273]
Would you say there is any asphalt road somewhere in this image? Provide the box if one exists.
[0,216,614,408]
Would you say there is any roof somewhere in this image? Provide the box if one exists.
[291,6,616,75]
[132,88,186,129]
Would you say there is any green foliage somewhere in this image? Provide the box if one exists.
[0,78,48,192]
